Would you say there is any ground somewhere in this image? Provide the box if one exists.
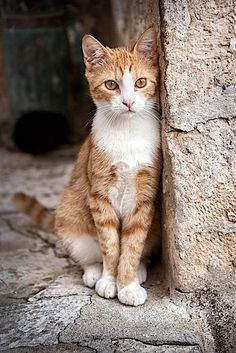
[0,144,235,353]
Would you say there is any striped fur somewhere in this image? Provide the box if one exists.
[13,192,55,233]
[14,27,162,306]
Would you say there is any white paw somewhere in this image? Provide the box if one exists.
[138,262,147,284]
[83,263,102,288]
[95,277,117,299]
[118,282,147,306]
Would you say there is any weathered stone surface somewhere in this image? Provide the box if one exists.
[192,287,236,353]
[0,296,91,350]
[59,293,202,349]
[162,0,236,131]
[162,118,236,291]
[1,344,95,353]
[0,214,70,299]
[115,339,201,353]
[1,341,201,353]
[161,0,236,292]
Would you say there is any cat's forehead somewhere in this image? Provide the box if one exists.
[104,47,149,80]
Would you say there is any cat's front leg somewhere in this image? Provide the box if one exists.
[90,192,120,299]
[117,168,156,306]
[117,221,150,306]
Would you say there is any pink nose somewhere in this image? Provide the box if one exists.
[122,100,134,110]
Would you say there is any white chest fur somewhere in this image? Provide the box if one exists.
[92,112,160,216]
[109,161,137,216]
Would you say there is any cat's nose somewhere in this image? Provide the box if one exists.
[122,100,134,110]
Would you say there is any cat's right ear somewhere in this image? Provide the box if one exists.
[82,35,106,71]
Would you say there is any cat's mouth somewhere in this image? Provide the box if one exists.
[121,110,135,116]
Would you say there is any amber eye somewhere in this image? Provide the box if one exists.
[135,78,147,88]
[105,80,118,90]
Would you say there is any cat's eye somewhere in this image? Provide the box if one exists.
[105,80,118,90]
[135,78,147,88]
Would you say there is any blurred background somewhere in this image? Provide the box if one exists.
[0,0,120,154]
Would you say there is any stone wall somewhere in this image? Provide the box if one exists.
[161,0,236,292]
[112,0,236,292]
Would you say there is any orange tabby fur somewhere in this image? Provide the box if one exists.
[13,27,162,306]
[55,136,162,283]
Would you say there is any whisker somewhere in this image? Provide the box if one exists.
[82,116,94,129]
[137,110,161,122]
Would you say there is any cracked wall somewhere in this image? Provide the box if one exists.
[112,0,236,292]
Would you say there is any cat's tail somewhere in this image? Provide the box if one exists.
[13,192,55,233]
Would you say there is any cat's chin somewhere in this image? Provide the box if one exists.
[120,111,136,117]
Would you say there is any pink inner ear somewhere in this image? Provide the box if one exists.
[85,45,101,62]
[147,36,156,49]
[82,35,105,69]
[139,39,155,52]
[134,28,157,64]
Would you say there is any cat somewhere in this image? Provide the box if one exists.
[13,26,162,306]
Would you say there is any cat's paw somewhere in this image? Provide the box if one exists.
[83,263,102,288]
[95,277,117,299]
[138,262,147,284]
[118,282,147,306]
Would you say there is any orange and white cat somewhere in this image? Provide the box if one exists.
[14,26,162,306]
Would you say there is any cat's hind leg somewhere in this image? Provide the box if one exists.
[64,234,102,288]
[138,261,148,285]
[83,263,102,288]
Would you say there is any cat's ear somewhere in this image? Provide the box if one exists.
[82,35,106,70]
[133,26,157,65]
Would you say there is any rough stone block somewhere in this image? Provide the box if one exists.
[0,296,91,350]
[161,0,236,291]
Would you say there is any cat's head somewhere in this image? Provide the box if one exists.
[82,27,158,117]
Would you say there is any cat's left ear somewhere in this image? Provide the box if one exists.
[82,35,106,71]
[133,26,157,65]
